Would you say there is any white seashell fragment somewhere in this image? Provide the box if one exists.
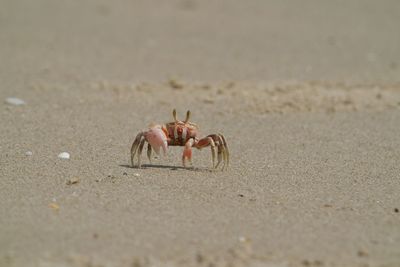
[239,236,249,242]
[58,152,70,159]
[133,173,140,177]
[25,151,33,156]
[5,97,26,105]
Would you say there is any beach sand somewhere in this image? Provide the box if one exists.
[1,1,400,266]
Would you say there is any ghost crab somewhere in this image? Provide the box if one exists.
[130,109,229,170]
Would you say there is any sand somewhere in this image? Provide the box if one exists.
[1,1,400,266]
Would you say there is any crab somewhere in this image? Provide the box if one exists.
[130,109,229,170]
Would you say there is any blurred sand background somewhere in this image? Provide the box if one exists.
[1,0,400,266]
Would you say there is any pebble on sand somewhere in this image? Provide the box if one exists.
[5,97,26,105]
[66,177,80,185]
[49,203,59,211]
[58,152,70,159]
[25,151,33,156]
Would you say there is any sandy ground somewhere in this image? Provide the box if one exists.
[1,1,400,266]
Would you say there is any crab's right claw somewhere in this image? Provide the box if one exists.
[145,126,168,156]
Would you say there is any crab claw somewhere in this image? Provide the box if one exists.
[145,126,168,156]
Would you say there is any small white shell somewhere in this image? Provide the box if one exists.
[6,97,26,105]
[58,152,70,159]
[25,151,33,156]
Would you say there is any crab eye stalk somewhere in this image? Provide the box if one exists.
[172,109,178,122]
[184,110,191,123]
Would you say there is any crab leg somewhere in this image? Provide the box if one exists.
[131,132,144,167]
[147,143,152,163]
[206,134,222,168]
[182,138,194,167]
[205,134,228,170]
[217,134,228,170]
[215,145,223,169]
[194,136,217,168]
[209,137,216,168]
[137,138,146,168]
[220,134,230,167]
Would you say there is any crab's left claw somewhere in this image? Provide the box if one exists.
[145,126,168,156]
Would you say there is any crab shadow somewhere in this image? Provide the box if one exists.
[119,164,213,172]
